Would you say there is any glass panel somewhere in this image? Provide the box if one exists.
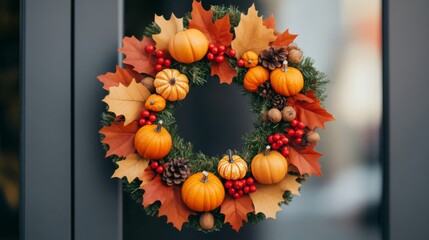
[123,0,382,239]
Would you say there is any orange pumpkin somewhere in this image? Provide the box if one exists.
[134,120,172,160]
[241,51,258,68]
[168,29,209,63]
[243,66,269,92]
[217,150,248,180]
[145,94,166,112]
[251,146,288,184]
[182,171,225,212]
[270,61,304,96]
[154,68,189,101]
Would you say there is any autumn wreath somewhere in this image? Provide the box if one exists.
[99,0,334,232]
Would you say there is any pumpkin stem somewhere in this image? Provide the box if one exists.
[155,120,163,133]
[201,171,209,183]
[281,60,289,72]
[169,78,176,85]
[150,100,155,105]
[228,149,234,163]
[263,145,271,156]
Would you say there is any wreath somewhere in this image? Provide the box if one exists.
[99,0,334,232]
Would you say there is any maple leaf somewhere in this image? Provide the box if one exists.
[231,4,277,59]
[292,93,314,103]
[263,14,276,29]
[288,91,334,129]
[278,175,301,196]
[152,13,184,51]
[188,0,233,47]
[211,60,237,84]
[99,120,139,157]
[272,29,298,48]
[220,195,254,232]
[119,36,157,76]
[97,65,135,91]
[102,80,151,126]
[139,167,156,187]
[111,154,149,183]
[249,183,284,219]
[288,145,323,176]
[141,176,195,230]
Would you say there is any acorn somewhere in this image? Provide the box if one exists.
[261,111,269,122]
[281,106,296,122]
[288,49,303,63]
[141,76,155,92]
[306,131,320,144]
[268,108,282,123]
[199,212,215,230]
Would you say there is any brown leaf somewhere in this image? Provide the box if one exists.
[263,14,276,29]
[211,60,237,84]
[141,176,195,230]
[288,145,323,176]
[249,183,283,219]
[97,65,135,91]
[188,0,233,47]
[119,36,157,76]
[220,195,254,232]
[111,154,149,183]
[277,175,301,196]
[272,29,298,48]
[99,121,139,157]
[102,80,151,126]
[231,4,277,59]
[152,13,184,51]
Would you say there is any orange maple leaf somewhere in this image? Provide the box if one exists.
[188,0,233,47]
[119,36,157,76]
[288,91,334,130]
[97,65,136,91]
[220,195,254,232]
[272,29,298,48]
[263,14,276,29]
[99,121,139,157]
[288,145,323,176]
[141,176,195,230]
[211,61,237,84]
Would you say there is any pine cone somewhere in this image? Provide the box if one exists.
[257,81,274,98]
[259,46,288,70]
[162,158,191,186]
[271,94,288,109]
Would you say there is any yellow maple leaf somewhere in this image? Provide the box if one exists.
[231,4,277,59]
[277,174,301,196]
[152,13,184,51]
[102,79,150,126]
[249,183,284,219]
[112,154,149,183]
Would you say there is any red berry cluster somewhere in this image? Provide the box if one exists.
[285,119,306,144]
[224,177,257,199]
[206,43,236,63]
[149,161,165,174]
[237,59,245,67]
[139,110,157,126]
[267,133,289,157]
[144,44,172,72]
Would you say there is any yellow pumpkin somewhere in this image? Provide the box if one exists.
[134,120,172,160]
[182,171,225,212]
[270,61,304,96]
[242,51,259,68]
[168,29,209,64]
[243,66,269,92]
[217,150,248,180]
[251,146,288,184]
[144,94,166,112]
[154,68,189,101]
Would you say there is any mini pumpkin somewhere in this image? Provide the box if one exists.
[145,94,166,112]
[217,150,248,180]
[251,146,288,184]
[241,51,259,68]
[270,61,304,96]
[243,66,269,92]
[182,171,225,212]
[134,120,172,160]
[154,68,189,101]
[168,28,209,64]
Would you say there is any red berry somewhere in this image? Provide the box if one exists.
[156,166,164,174]
[228,49,236,57]
[157,57,165,65]
[271,142,279,150]
[211,47,219,55]
[295,129,304,138]
[234,181,243,189]
[228,188,236,195]
[273,133,281,141]
[287,129,295,137]
[218,45,226,53]
[207,52,214,61]
[233,193,240,199]
[145,121,152,125]
[237,59,245,67]
[224,181,233,189]
[298,121,305,129]
[149,115,156,122]
[243,186,250,193]
[164,59,171,67]
[276,140,283,147]
[294,138,302,144]
[139,118,146,125]
[141,110,150,118]
[246,177,254,185]
[279,133,286,138]
[208,43,215,50]
[281,137,289,145]
[237,189,244,196]
[241,179,247,186]
[249,185,257,193]
[281,147,289,156]
[215,55,225,63]
[150,161,159,169]
[155,50,164,58]
[155,64,163,72]
[145,44,155,53]
[291,120,298,127]
[267,135,274,144]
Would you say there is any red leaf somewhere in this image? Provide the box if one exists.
[141,176,195,230]
[263,14,276,29]
[99,121,139,157]
[220,195,254,232]
[139,166,156,187]
[97,65,135,91]
[119,36,157,76]
[288,91,334,129]
[272,29,298,48]
[211,61,237,84]
[188,0,233,47]
[288,145,323,176]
